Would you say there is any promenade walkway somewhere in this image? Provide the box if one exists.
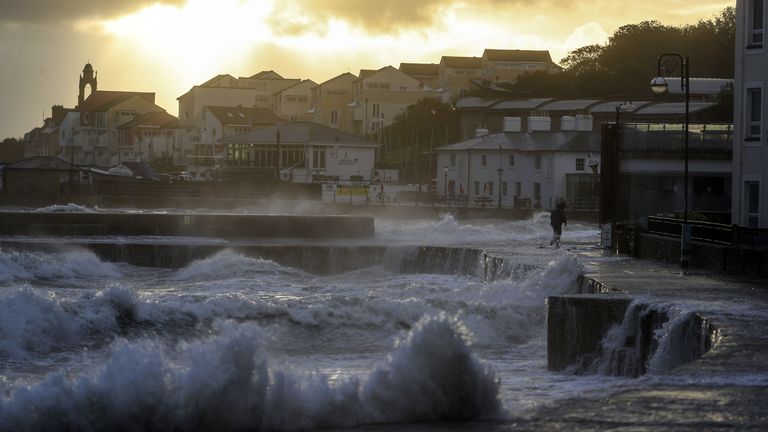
[524,247,768,430]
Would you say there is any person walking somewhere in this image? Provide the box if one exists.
[550,201,567,248]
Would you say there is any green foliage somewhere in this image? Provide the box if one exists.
[506,7,736,99]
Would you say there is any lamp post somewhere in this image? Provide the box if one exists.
[650,53,690,270]
[443,167,448,203]
[497,144,503,209]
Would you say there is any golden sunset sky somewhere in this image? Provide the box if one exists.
[0,0,734,139]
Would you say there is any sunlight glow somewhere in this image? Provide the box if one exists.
[102,0,274,82]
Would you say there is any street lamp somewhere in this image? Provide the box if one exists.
[497,145,503,210]
[650,53,690,270]
[443,167,448,203]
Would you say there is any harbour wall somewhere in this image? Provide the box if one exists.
[0,212,374,239]
[547,275,720,378]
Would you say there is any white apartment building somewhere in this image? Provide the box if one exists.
[733,0,768,227]
[436,118,600,209]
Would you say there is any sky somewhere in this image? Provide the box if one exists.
[0,0,734,140]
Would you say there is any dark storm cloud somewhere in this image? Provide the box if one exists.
[267,0,449,35]
[0,0,186,23]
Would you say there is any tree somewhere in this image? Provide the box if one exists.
[506,7,736,99]
[0,138,24,162]
[377,98,461,184]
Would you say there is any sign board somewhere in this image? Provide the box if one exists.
[601,223,612,249]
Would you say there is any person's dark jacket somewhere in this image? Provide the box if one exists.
[550,206,567,227]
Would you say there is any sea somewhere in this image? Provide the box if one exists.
[0,206,650,430]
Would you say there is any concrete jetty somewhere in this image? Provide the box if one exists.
[0,211,374,239]
[537,249,768,429]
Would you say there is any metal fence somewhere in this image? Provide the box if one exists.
[646,216,768,247]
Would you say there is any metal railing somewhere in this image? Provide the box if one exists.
[647,216,768,247]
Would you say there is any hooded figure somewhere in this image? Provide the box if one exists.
[550,201,567,246]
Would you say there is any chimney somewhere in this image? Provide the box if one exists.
[527,116,551,132]
[503,117,522,132]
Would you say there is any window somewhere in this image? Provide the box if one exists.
[372,104,381,118]
[576,158,585,171]
[367,82,391,90]
[746,181,760,227]
[751,0,764,47]
[487,181,494,196]
[448,180,455,195]
[450,153,456,167]
[502,181,508,196]
[533,182,541,201]
[312,147,325,169]
[474,181,480,195]
[508,154,515,167]
[515,182,521,197]
[747,87,763,140]
[481,154,487,167]
[534,154,542,170]
[330,109,339,125]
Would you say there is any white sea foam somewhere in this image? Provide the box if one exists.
[172,249,302,281]
[375,213,598,245]
[0,315,500,431]
[0,248,121,282]
[31,203,99,213]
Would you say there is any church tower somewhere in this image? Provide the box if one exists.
[78,63,98,107]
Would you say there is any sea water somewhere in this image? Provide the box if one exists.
[0,210,634,430]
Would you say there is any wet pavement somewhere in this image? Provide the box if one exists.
[520,246,768,430]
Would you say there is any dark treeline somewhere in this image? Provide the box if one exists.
[501,7,735,99]
[0,138,24,162]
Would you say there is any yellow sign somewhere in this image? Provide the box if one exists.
[337,186,368,196]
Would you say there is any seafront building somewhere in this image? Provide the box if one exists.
[732,0,767,227]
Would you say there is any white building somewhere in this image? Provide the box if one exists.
[436,117,600,209]
[218,121,378,184]
[732,0,767,227]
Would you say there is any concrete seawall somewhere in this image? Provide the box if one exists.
[0,212,374,239]
[548,255,724,379]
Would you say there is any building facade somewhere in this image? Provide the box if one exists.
[436,130,601,209]
[219,121,378,184]
[310,72,357,134]
[732,0,767,227]
[350,66,439,136]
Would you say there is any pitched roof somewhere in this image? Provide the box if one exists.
[492,98,554,110]
[206,106,279,126]
[399,63,439,77]
[219,121,378,147]
[538,99,602,111]
[635,102,718,115]
[249,70,285,79]
[357,69,378,81]
[439,131,600,152]
[589,101,652,114]
[440,56,482,69]
[117,111,179,129]
[455,97,498,109]
[483,49,554,63]
[79,91,155,112]
[199,74,237,87]
[274,79,318,94]
[7,156,73,170]
[315,72,357,88]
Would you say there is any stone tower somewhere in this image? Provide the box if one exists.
[78,63,98,107]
